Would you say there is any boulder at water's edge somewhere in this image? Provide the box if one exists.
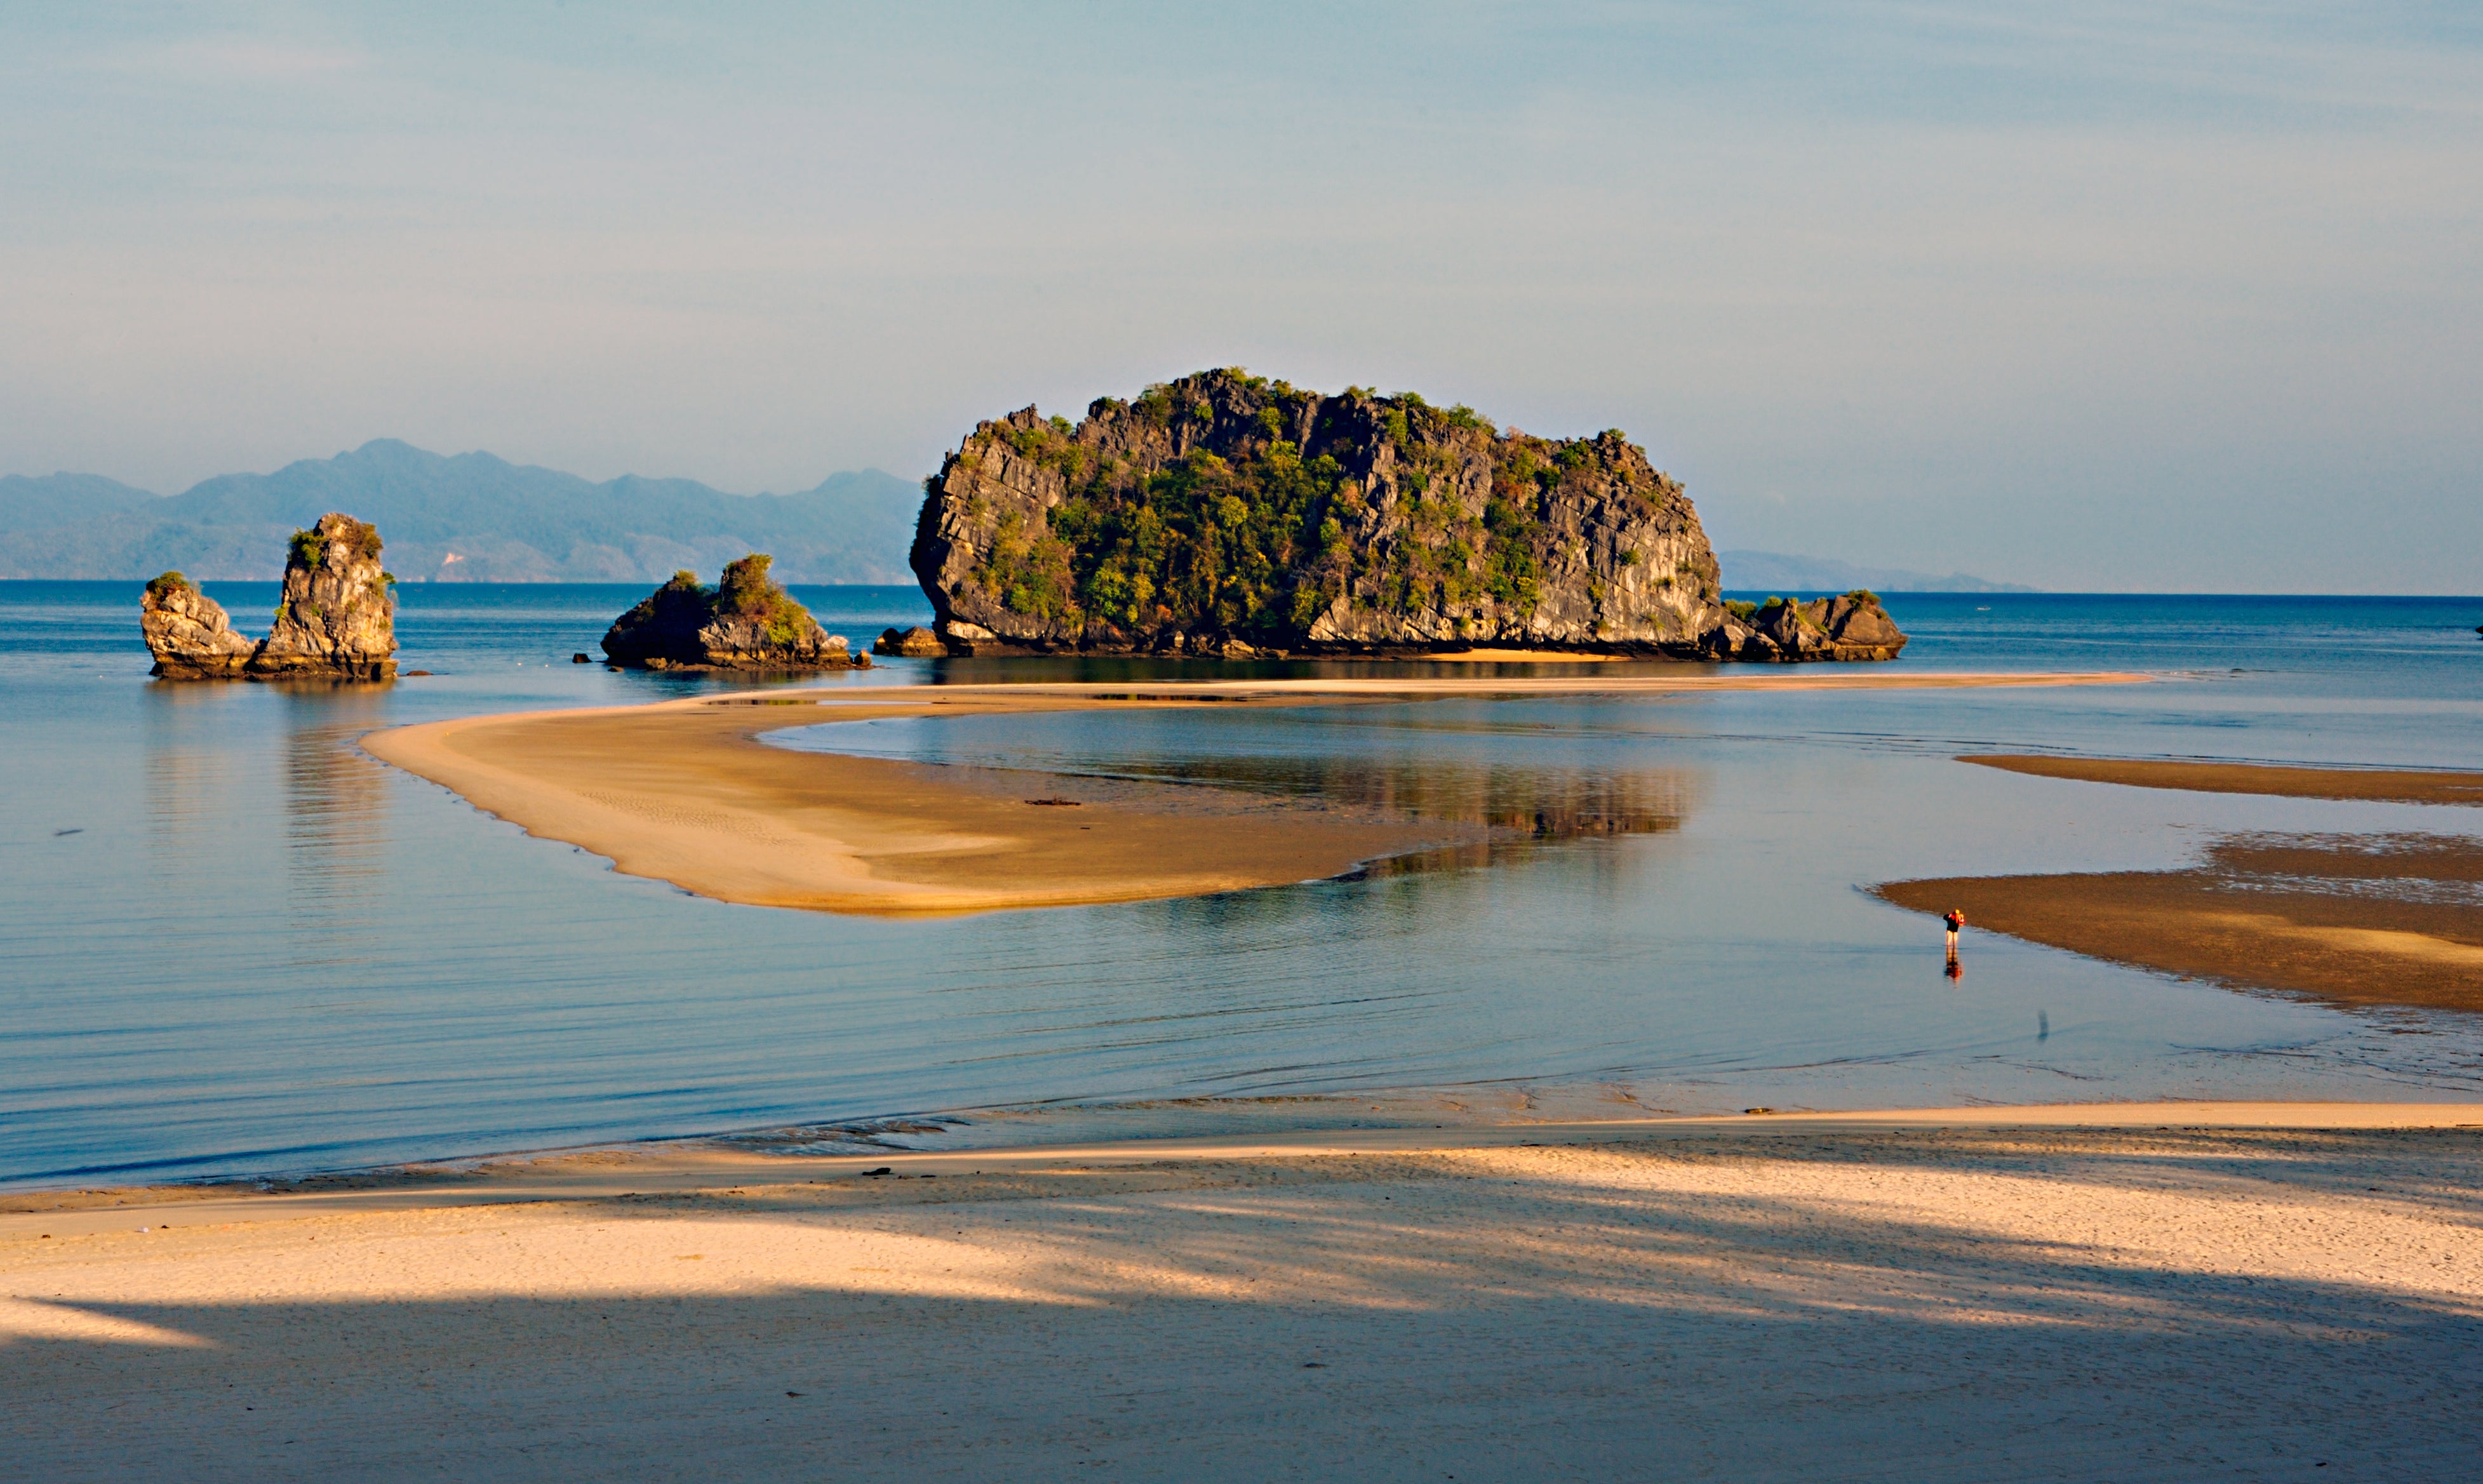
[872,625,947,657]
[1721,591,1910,662]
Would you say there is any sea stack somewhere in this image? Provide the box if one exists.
[140,573,256,678]
[909,368,1905,660]
[252,512,398,679]
[602,554,865,671]
[140,512,399,680]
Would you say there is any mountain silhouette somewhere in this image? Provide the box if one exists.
[0,440,920,583]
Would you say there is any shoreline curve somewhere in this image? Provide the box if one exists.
[362,671,2150,917]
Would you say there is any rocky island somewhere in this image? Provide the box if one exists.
[909,369,1904,661]
[141,511,398,679]
[602,553,866,671]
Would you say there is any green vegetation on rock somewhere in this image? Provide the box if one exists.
[601,552,849,671]
[913,369,1918,661]
[935,370,1672,645]
[287,516,382,573]
[713,553,817,648]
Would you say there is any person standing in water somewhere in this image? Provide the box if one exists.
[1943,908,1965,958]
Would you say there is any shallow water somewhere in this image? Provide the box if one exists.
[3,584,2480,1187]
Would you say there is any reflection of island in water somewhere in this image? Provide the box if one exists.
[144,683,395,957]
[279,688,392,945]
[932,747,1696,881]
[144,695,238,855]
[1187,753,1691,839]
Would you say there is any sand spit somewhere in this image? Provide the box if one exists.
[1964,753,2483,806]
[7,1104,2480,1480]
[363,671,2143,916]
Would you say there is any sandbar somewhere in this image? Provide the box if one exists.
[8,1104,2480,1478]
[363,671,2143,916]
[1422,646,1626,662]
[1965,752,2483,806]
[1881,833,2483,1012]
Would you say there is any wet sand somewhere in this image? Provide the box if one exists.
[1965,753,2483,806]
[363,672,2142,916]
[1890,752,2483,1011]
[8,1104,2479,1480]
[370,687,1449,915]
[1881,870,2483,1012]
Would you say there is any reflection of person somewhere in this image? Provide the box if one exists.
[1944,955,1964,982]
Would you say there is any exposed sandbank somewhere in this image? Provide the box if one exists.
[1422,646,1630,662]
[363,672,2144,917]
[1964,752,2483,806]
[9,1104,2480,1478]
[1882,833,2483,1012]
[1891,758,2483,1012]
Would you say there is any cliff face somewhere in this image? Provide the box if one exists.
[140,572,255,677]
[602,553,859,670]
[140,512,399,680]
[911,369,1903,661]
[254,512,398,679]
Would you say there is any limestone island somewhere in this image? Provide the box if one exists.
[602,554,868,671]
[909,368,1906,661]
[141,511,398,680]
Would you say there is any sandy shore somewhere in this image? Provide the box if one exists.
[1965,753,2483,806]
[8,1103,2480,1480]
[363,671,2143,916]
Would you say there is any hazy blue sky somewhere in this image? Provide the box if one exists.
[4,3,2477,590]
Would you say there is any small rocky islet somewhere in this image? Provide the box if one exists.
[599,554,867,671]
[909,368,1906,661]
[141,511,398,680]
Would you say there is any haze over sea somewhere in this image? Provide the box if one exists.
[3,582,2479,1189]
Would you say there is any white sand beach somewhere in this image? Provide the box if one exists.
[8,1102,2480,1480]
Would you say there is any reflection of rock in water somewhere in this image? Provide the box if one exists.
[1144,754,1691,843]
[1134,755,1694,890]
[144,685,240,853]
[281,688,391,937]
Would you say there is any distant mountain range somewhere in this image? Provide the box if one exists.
[0,440,921,583]
[1718,549,2036,594]
[0,446,2036,597]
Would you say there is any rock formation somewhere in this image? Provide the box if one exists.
[253,512,398,679]
[911,368,1904,661]
[602,554,864,671]
[140,572,255,677]
[872,625,947,657]
[140,512,399,679]
[1721,592,1910,662]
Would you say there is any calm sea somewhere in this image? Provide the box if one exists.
[3,584,2480,1187]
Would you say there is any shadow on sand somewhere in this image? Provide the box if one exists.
[7,1128,2480,1480]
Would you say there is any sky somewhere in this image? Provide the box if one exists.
[3,3,2477,591]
